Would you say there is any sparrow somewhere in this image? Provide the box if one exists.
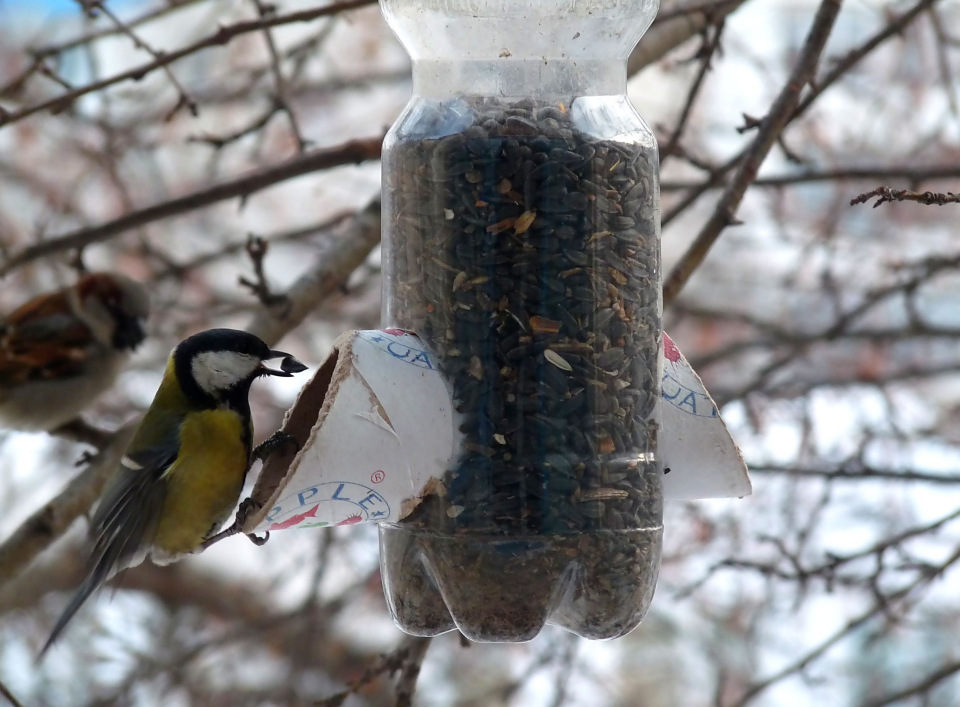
[0,272,149,431]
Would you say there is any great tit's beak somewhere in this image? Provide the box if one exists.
[260,350,308,377]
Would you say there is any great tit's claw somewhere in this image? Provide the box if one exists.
[246,531,270,546]
[75,450,96,467]
[252,431,300,463]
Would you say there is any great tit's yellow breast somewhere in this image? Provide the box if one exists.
[153,408,249,556]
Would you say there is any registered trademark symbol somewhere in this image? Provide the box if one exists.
[371,470,385,484]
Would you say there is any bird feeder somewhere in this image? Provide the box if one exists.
[380,0,663,641]
[239,0,750,643]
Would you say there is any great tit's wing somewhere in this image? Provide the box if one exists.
[0,292,96,386]
[89,442,178,572]
[40,411,182,657]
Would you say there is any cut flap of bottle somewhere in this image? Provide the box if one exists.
[241,329,750,534]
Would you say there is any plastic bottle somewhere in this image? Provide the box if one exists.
[379,0,663,641]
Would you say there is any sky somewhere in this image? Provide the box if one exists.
[0,0,140,16]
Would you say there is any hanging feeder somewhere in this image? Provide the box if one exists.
[239,0,751,643]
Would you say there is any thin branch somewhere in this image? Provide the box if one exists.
[850,186,960,208]
[238,235,289,311]
[50,418,114,450]
[31,0,209,59]
[751,465,960,485]
[628,0,748,76]
[154,210,354,282]
[663,0,843,306]
[0,677,25,707]
[88,0,198,120]
[661,163,960,190]
[250,0,309,151]
[315,636,433,707]
[791,0,942,120]
[659,0,940,228]
[733,543,960,705]
[660,20,726,164]
[244,197,382,345]
[0,424,137,591]
[862,659,960,707]
[394,637,432,707]
[0,0,376,128]
[0,134,384,277]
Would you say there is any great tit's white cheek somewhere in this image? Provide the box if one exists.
[191,351,261,394]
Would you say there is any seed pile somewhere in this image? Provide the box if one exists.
[381,96,663,638]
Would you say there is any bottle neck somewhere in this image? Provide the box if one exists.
[412,59,626,99]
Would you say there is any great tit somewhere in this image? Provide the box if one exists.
[0,272,150,431]
[40,328,307,655]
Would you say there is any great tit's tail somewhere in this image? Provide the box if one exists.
[38,569,105,659]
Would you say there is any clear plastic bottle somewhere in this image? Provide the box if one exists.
[379,0,663,641]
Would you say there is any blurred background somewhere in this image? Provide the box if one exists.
[0,0,959,704]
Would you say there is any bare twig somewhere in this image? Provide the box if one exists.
[50,417,113,450]
[661,163,960,190]
[0,134,384,277]
[862,659,960,707]
[154,210,354,282]
[850,186,960,208]
[394,637,432,707]
[0,423,136,591]
[629,0,748,75]
[239,235,289,311]
[31,0,209,59]
[244,197,382,345]
[659,0,940,228]
[0,677,25,707]
[733,543,960,705]
[88,0,198,120]
[663,0,843,306]
[314,636,433,707]
[0,0,376,128]
[250,0,309,151]
[660,20,726,164]
[751,464,960,485]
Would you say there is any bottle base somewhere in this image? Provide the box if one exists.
[379,523,662,642]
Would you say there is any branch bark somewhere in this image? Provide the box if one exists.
[0,135,383,278]
[0,0,377,128]
[662,0,844,306]
[0,423,136,590]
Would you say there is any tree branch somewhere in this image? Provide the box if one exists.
[663,0,843,306]
[661,163,960,190]
[629,0,749,75]
[0,424,136,590]
[851,186,960,208]
[863,659,960,707]
[0,0,376,128]
[0,135,383,278]
[244,197,382,345]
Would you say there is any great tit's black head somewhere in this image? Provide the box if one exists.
[174,328,307,405]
